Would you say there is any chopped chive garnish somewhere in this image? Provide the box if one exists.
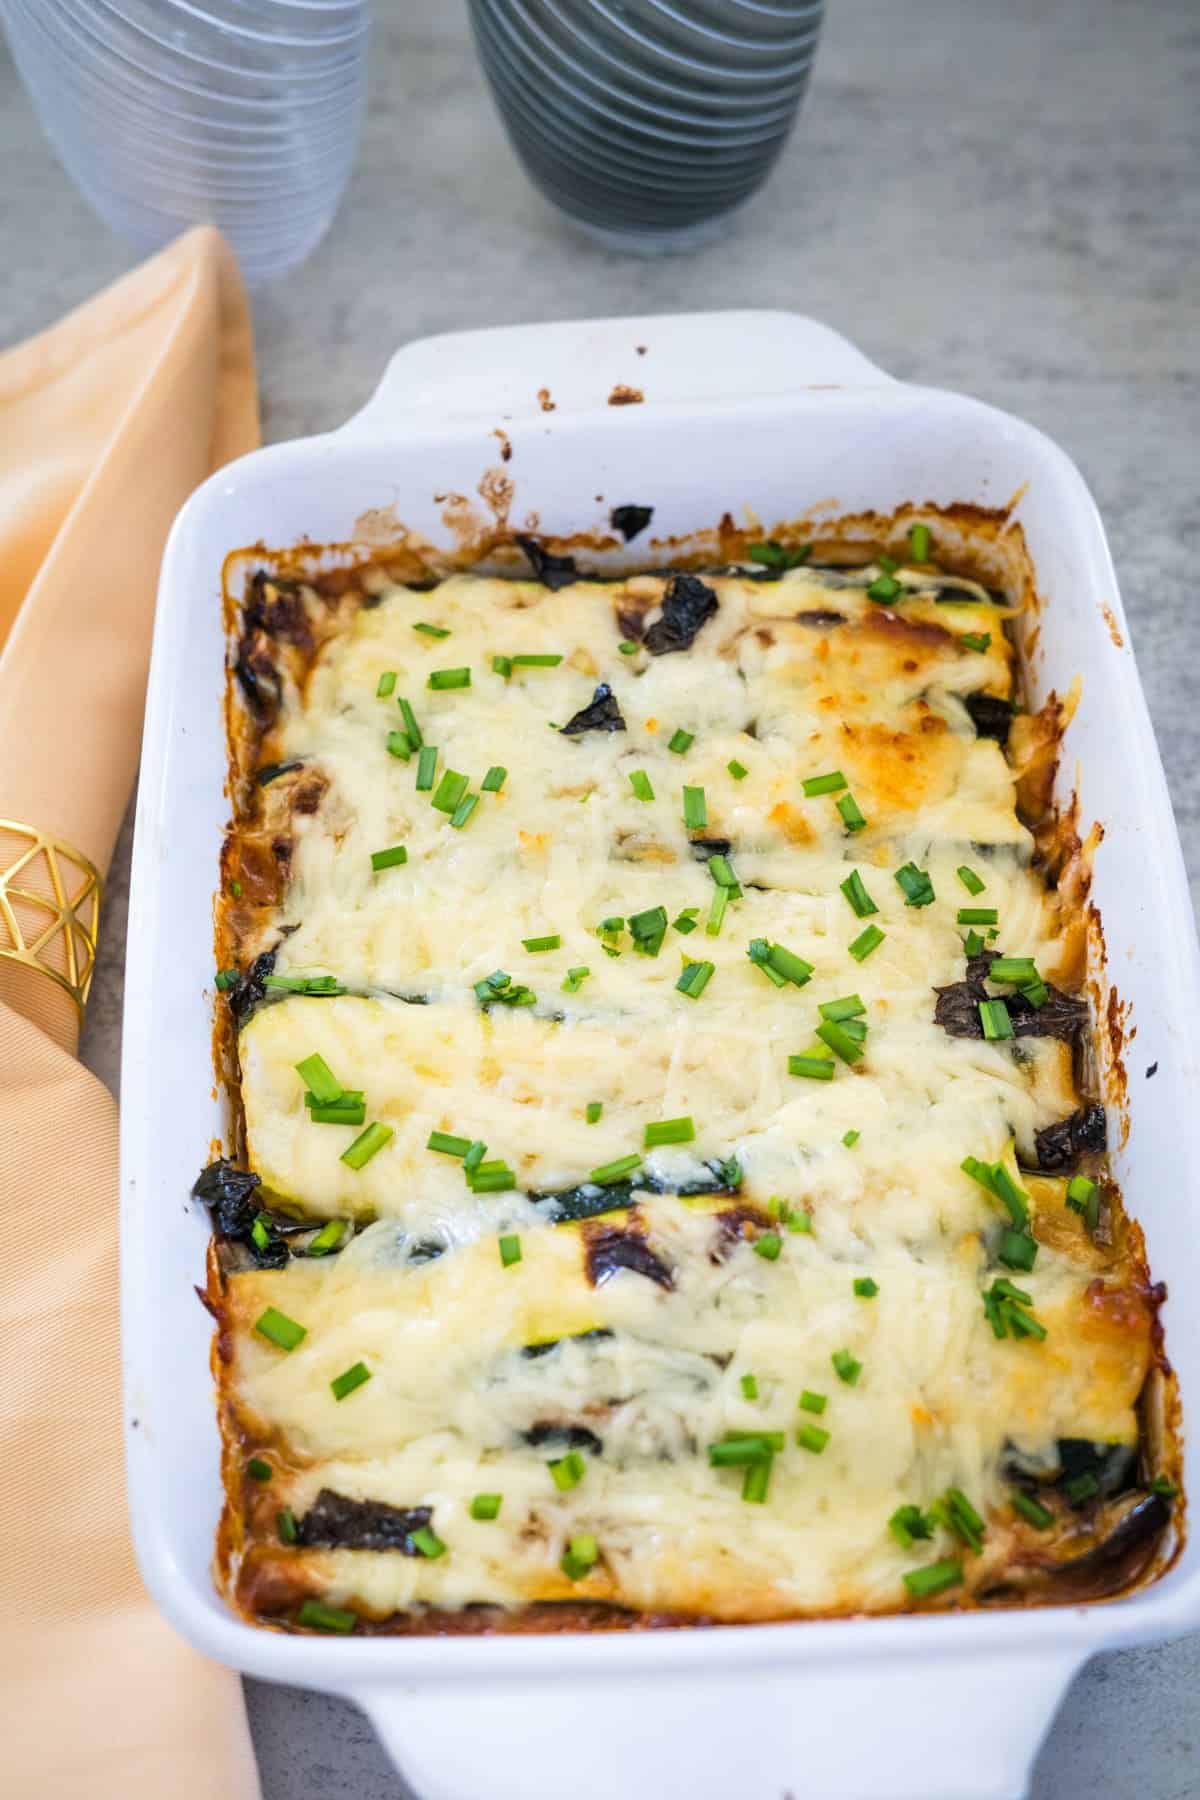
[340,1121,393,1169]
[987,956,1038,983]
[742,1459,772,1504]
[903,1559,962,1599]
[895,862,935,907]
[428,1131,472,1157]
[511,653,563,668]
[590,1153,642,1185]
[431,769,469,814]
[747,938,813,988]
[868,573,902,603]
[462,1140,487,1176]
[842,1129,860,1148]
[820,994,866,1021]
[480,764,507,793]
[683,785,707,830]
[247,1457,272,1481]
[672,907,700,936]
[982,1277,1046,1341]
[619,640,639,656]
[840,870,878,918]
[415,745,438,790]
[998,1228,1038,1272]
[786,1208,814,1233]
[277,1508,298,1544]
[471,1493,503,1521]
[960,632,991,653]
[307,1102,366,1126]
[853,1277,879,1298]
[936,1487,988,1557]
[802,770,847,798]
[386,729,412,761]
[629,905,668,956]
[748,540,811,569]
[798,1390,827,1415]
[1066,1173,1097,1213]
[548,1450,587,1491]
[397,698,422,749]
[889,1505,933,1550]
[708,854,740,890]
[789,1053,836,1080]
[585,1100,603,1124]
[909,523,932,562]
[250,1215,271,1253]
[1065,1472,1100,1506]
[832,1348,861,1385]
[376,671,397,697]
[560,1533,600,1580]
[797,1423,830,1454]
[958,907,998,925]
[492,655,512,678]
[253,1316,307,1361]
[522,934,561,953]
[708,1434,784,1466]
[330,1361,371,1402]
[644,1116,695,1148]
[1012,1491,1054,1529]
[957,865,985,895]
[413,621,450,638]
[265,973,345,995]
[849,924,885,962]
[370,843,408,872]
[1151,1476,1179,1499]
[816,1019,863,1064]
[297,1599,357,1633]
[753,1232,782,1262]
[667,728,694,755]
[963,928,985,956]
[728,759,748,781]
[629,769,655,802]
[428,667,471,690]
[706,885,730,937]
[408,1526,447,1561]
[836,792,868,833]
[562,966,591,995]
[740,1373,759,1400]
[214,968,239,990]
[677,958,715,998]
[498,1233,522,1268]
[229,880,243,897]
[306,1219,348,1256]
[450,792,479,830]
[295,1052,343,1106]
[978,998,1013,1041]
[470,1169,517,1193]
[878,554,898,575]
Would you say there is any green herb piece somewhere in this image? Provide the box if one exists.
[413,621,450,639]
[849,924,886,962]
[748,938,813,989]
[853,1276,879,1298]
[590,1153,642,1186]
[798,1390,827,1415]
[498,1233,522,1268]
[629,769,655,802]
[1066,1173,1097,1214]
[562,966,591,994]
[376,671,397,697]
[895,862,935,907]
[306,1219,349,1257]
[961,632,991,653]
[229,880,243,898]
[431,769,469,814]
[619,641,639,656]
[629,905,669,956]
[797,1423,830,1454]
[677,958,715,998]
[297,1599,357,1633]
[561,1533,600,1579]
[728,759,749,780]
[585,1101,603,1125]
[471,1493,503,1521]
[469,1169,517,1194]
[428,667,471,690]
[264,973,345,995]
[707,854,740,892]
[1065,1472,1101,1506]
[982,1277,1046,1341]
[683,785,707,830]
[978,998,1014,1041]
[868,573,902,603]
[449,792,478,830]
[412,745,438,792]
[816,1019,864,1065]
[277,1508,298,1544]
[492,655,512,679]
[386,729,412,761]
[840,870,878,918]
[832,1348,861,1385]
[748,540,812,569]
[958,907,999,926]
[462,1140,486,1176]
[998,1228,1038,1272]
[753,1232,782,1262]
[836,792,868,833]
[956,865,985,895]
[742,1459,772,1504]
[909,523,932,562]
[214,968,239,991]
[295,1052,343,1106]
[789,1053,836,1081]
[802,770,847,798]
[370,844,408,872]
[667,728,694,755]
[740,1373,759,1400]
[511,653,563,668]
[247,1457,272,1481]
[786,1209,814,1234]
[987,956,1039,984]
[307,1102,366,1126]
[548,1450,587,1491]
[903,1559,962,1599]
[1012,1491,1054,1529]
[889,1504,933,1550]
[249,1216,271,1254]
[708,1433,785,1466]
[340,1121,393,1170]
[254,1307,307,1353]
[1151,1476,1179,1499]
[842,1129,860,1147]
[877,554,898,575]
[963,928,985,956]
[330,1361,372,1402]
[478,765,507,795]
[522,934,561,953]
[930,1486,986,1554]
[644,1116,695,1148]
[428,1131,472,1158]
[411,1526,447,1558]
[672,907,700,936]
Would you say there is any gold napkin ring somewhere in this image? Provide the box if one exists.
[0,820,103,1015]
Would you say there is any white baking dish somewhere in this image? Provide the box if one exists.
[122,311,1200,1800]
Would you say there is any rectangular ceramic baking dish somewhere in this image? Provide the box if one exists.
[122,310,1200,1800]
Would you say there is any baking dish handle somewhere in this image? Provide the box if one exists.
[356,1647,1083,1800]
[341,310,892,437]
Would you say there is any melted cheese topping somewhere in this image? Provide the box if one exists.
[220,565,1154,1626]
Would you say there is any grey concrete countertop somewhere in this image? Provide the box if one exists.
[5,0,1199,1794]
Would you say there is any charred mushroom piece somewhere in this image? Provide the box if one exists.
[934,950,1088,1043]
[531,1159,740,1222]
[514,534,579,591]
[964,692,1014,743]
[1056,1438,1138,1499]
[296,1490,433,1553]
[689,837,732,863]
[1035,1104,1108,1170]
[987,1491,1170,1604]
[583,1222,673,1290]
[523,1423,605,1453]
[234,631,283,722]
[256,759,304,787]
[643,573,719,656]
[610,504,654,542]
[228,948,278,1026]
[561,682,627,736]
[192,1159,262,1238]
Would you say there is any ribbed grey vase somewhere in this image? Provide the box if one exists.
[469,0,825,249]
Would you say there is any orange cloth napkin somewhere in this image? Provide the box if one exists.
[0,229,262,1796]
